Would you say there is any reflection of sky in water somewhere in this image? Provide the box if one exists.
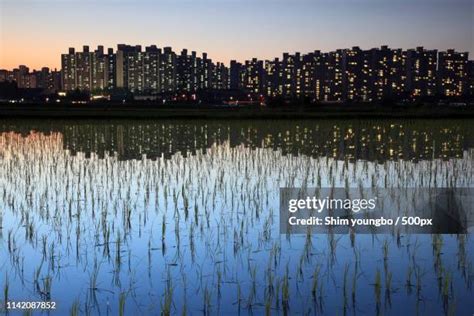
[0,128,473,315]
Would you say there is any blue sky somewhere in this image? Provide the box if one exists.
[1,0,472,69]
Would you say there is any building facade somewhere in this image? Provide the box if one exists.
[3,44,468,102]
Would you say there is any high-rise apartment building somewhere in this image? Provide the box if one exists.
[144,45,161,94]
[92,46,108,91]
[342,47,373,102]
[75,45,92,90]
[264,59,280,97]
[244,58,265,94]
[230,60,245,90]
[62,46,107,92]
[438,50,468,97]
[107,48,116,91]
[468,60,474,97]
[160,47,177,93]
[212,62,229,90]
[405,47,438,97]
[321,50,344,101]
[54,44,472,101]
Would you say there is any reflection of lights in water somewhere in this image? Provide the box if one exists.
[0,120,472,315]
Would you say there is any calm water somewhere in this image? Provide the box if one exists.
[0,119,473,315]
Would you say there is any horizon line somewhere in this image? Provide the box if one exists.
[1,44,473,71]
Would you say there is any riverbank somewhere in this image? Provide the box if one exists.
[0,103,473,119]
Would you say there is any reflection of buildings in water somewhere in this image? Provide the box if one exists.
[0,131,64,157]
[0,120,472,162]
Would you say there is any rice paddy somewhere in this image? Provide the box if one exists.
[0,119,473,315]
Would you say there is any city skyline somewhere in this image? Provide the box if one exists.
[2,43,472,103]
[1,43,471,70]
[1,0,473,70]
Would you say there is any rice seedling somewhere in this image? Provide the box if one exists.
[282,266,290,311]
[265,295,271,316]
[342,263,349,310]
[161,275,173,316]
[0,120,472,315]
[89,262,100,291]
[406,266,413,293]
[3,274,9,308]
[351,262,360,309]
[236,281,242,310]
[115,232,122,269]
[118,292,126,316]
[382,239,389,261]
[385,270,393,306]
[374,269,381,303]
[42,275,52,300]
[70,299,80,316]
[415,266,423,300]
[203,285,211,315]
[216,267,222,298]
[442,270,451,299]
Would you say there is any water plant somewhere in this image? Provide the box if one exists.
[0,120,472,315]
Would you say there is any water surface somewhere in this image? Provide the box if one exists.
[0,119,473,315]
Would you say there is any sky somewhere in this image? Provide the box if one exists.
[0,0,473,70]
